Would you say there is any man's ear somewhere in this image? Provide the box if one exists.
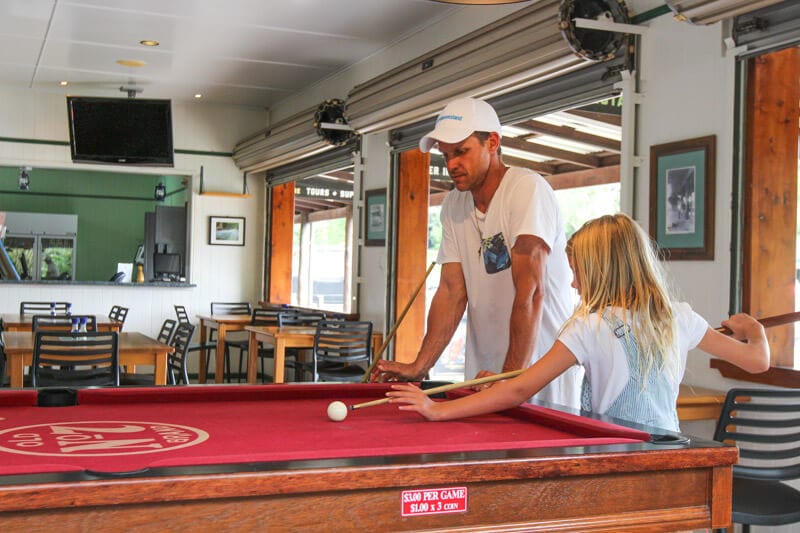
[488,131,502,154]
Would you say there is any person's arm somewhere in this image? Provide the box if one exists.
[387,341,578,421]
[502,234,549,372]
[371,262,467,382]
[696,313,770,373]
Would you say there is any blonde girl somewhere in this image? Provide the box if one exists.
[387,214,769,431]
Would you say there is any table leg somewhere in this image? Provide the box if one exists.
[215,325,226,384]
[247,331,258,384]
[198,319,208,384]
[154,351,168,385]
[9,355,23,388]
[274,339,286,384]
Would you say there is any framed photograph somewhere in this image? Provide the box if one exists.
[364,188,387,246]
[649,135,715,260]
[209,216,246,246]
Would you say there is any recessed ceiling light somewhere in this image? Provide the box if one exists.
[194,94,203,99]
[116,59,147,68]
[140,40,160,47]
[59,81,68,86]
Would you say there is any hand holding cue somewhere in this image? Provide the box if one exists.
[715,310,800,334]
[361,261,436,383]
[351,369,525,411]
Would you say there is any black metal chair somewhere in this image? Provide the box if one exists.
[297,320,372,382]
[32,330,120,387]
[20,302,71,315]
[713,388,800,533]
[278,309,326,381]
[120,319,180,386]
[108,305,129,328]
[167,322,196,385]
[32,314,96,332]
[157,318,177,345]
[224,307,281,383]
[174,305,217,380]
[209,302,252,382]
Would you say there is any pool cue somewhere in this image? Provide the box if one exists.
[715,310,800,334]
[351,369,525,411]
[361,261,436,383]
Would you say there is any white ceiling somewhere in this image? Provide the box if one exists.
[0,0,459,109]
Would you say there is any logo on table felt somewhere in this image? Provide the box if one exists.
[0,421,208,456]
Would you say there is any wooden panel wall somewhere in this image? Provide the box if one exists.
[268,182,295,304]
[743,46,800,366]
[394,150,430,363]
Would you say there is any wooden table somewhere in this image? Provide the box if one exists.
[2,331,172,387]
[245,325,383,383]
[0,313,122,332]
[196,314,253,383]
[677,384,726,421]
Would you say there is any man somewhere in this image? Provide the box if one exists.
[373,97,581,408]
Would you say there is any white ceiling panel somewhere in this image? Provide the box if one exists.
[0,0,465,109]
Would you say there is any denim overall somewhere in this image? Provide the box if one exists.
[580,311,679,432]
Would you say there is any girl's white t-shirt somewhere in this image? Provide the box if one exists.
[558,303,708,420]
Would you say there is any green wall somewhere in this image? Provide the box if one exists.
[0,167,187,281]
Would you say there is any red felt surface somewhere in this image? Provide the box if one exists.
[0,385,649,476]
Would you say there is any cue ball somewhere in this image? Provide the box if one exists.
[327,401,348,422]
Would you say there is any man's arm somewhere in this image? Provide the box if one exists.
[372,262,467,381]
[502,234,549,372]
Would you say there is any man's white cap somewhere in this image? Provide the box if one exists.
[419,97,502,153]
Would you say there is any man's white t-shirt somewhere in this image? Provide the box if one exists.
[436,167,581,408]
[558,303,708,428]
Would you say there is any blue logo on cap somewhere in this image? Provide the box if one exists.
[436,114,463,124]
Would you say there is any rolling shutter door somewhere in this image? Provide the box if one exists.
[232,106,333,173]
[388,56,626,153]
[664,0,784,25]
[732,1,800,54]
[346,0,611,135]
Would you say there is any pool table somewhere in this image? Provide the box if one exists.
[0,384,736,531]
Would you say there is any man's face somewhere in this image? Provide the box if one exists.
[437,134,493,192]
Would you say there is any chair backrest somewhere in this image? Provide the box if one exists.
[278,309,326,327]
[168,322,196,385]
[211,302,252,315]
[157,319,177,345]
[32,330,120,387]
[32,314,97,332]
[20,302,71,315]
[313,320,372,364]
[252,307,281,326]
[108,305,129,324]
[174,304,191,324]
[713,388,800,481]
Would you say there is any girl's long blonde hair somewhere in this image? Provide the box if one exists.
[565,214,677,380]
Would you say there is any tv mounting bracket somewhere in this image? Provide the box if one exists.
[119,86,143,99]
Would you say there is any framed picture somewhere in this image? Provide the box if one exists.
[364,188,387,246]
[209,216,246,246]
[649,135,715,260]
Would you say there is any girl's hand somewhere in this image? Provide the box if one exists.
[386,383,440,420]
[722,313,765,342]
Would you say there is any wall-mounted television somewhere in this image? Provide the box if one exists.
[67,96,174,166]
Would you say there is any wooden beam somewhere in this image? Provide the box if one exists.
[503,137,599,168]
[269,182,295,304]
[566,109,622,127]
[516,119,621,153]
[501,155,556,175]
[743,46,800,367]
[543,165,620,190]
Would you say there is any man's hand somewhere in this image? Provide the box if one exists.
[370,359,426,383]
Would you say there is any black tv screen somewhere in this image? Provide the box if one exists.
[67,96,174,166]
